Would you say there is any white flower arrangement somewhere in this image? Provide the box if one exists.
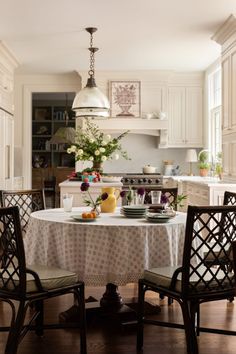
[67,118,130,164]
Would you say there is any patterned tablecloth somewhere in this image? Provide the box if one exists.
[24,208,187,286]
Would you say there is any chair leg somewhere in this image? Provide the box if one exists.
[5,300,26,354]
[180,301,199,354]
[34,300,44,336]
[136,280,145,351]
[77,284,87,354]
[196,303,200,336]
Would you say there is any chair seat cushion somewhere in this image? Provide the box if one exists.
[143,265,234,293]
[144,266,181,292]
[1,264,78,293]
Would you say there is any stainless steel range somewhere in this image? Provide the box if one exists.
[121,173,163,188]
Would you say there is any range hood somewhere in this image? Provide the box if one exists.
[76,117,168,148]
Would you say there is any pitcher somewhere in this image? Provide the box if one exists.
[100,187,120,213]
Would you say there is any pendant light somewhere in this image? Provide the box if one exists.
[72,27,110,118]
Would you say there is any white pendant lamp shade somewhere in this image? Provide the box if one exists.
[72,83,110,118]
[72,27,110,118]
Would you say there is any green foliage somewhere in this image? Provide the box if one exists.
[170,194,187,208]
[67,118,130,163]
[198,150,210,170]
[215,151,223,176]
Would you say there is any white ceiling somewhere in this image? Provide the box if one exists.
[0,0,235,74]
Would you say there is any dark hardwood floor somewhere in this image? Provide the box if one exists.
[0,285,236,354]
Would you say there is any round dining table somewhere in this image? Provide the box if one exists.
[24,207,187,287]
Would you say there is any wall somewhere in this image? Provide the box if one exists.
[77,134,200,175]
[77,70,204,175]
[14,70,204,187]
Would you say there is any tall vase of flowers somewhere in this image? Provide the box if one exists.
[67,118,130,172]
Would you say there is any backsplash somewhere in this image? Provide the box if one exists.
[77,134,200,176]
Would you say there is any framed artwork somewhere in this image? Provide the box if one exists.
[109,81,141,118]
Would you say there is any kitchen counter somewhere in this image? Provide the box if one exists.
[59,180,123,207]
[169,176,236,186]
[166,176,236,210]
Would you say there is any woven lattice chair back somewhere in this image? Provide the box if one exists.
[180,205,236,298]
[0,206,26,296]
[224,191,236,206]
[0,189,45,236]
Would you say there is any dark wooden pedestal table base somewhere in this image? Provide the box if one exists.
[59,283,161,328]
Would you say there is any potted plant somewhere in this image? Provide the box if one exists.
[215,152,223,179]
[198,150,210,177]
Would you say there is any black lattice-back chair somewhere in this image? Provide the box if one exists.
[0,206,87,354]
[204,190,236,266]
[145,187,178,210]
[137,205,236,354]
[0,189,46,236]
[232,239,236,284]
[224,190,236,206]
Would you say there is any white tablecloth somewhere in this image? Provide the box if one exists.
[24,207,187,286]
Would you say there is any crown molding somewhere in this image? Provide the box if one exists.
[212,14,236,45]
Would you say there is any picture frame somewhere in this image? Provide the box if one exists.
[109,80,141,118]
[34,107,51,121]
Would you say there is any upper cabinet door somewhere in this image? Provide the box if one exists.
[185,87,203,147]
[168,87,186,147]
[168,86,203,148]
[231,49,236,131]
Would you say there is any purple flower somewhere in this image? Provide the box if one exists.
[161,193,169,204]
[120,190,126,198]
[101,192,108,201]
[137,187,145,196]
[80,182,90,192]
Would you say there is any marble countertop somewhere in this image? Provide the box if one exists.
[59,180,123,187]
[169,176,236,186]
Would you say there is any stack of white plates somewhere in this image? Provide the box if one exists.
[146,212,172,223]
[121,205,147,218]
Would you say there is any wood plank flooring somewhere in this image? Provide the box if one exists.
[0,285,236,354]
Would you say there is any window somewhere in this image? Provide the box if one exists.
[208,68,221,162]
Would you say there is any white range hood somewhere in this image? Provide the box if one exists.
[76,117,168,148]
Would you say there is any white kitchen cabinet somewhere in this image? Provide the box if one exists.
[0,43,18,189]
[168,86,203,148]
[212,15,236,182]
[0,110,14,189]
[0,43,17,114]
[178,180,236,211]
[221,47,236,134]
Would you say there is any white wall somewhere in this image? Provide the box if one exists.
[77,70,203,175]
[96,134,200,175]
[14,70,204,187]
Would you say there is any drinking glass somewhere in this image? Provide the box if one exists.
[62,194,73,212]
[150,191,161,204]
[134,194,145,205]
